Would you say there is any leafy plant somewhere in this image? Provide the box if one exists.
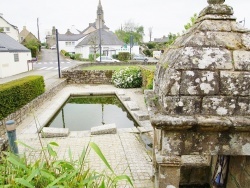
[0,140,133,187]
[112,67,142,88]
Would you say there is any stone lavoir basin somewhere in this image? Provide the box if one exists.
[45,94,138,131]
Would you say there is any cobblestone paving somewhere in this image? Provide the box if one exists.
[16,85,154,188]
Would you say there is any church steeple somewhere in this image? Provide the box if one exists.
[96,0,105,29]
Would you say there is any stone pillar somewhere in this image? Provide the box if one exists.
[158,164,181,188]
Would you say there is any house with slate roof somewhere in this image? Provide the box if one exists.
[58,0,139,58]
[58,31,85,53]
[0,33,31,78]
[0,14,19,41]
[19,26,39,44]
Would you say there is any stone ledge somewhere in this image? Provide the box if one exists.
[41,127,69,138]
[119,96,131,101]
[150,113,250,132]
[133,111,150,121]
[91,123,117,135]
[126,102,140,111]
[181,155,211,167]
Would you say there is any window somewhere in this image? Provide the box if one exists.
[65,41,75,46]
[5,27,10,32]
[14,54,19,62]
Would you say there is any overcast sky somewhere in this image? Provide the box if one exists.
[1,0,249,42]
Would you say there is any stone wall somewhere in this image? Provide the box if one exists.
[0,79,67,151]
[62,62,157,84]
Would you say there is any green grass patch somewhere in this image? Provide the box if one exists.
[83,65,156,71]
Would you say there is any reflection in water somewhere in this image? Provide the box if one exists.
[47,95,137,131]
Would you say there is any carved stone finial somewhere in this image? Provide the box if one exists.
[207,0,225,4]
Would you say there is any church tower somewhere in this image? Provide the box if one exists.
[95,0,105,29]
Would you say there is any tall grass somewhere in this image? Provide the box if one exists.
[0,141,133,187]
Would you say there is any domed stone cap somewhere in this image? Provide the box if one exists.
[146,0,250,131]
[207,0,225,4]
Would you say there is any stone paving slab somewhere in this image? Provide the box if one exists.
[91,123,117,135]
[126,101,140,111]
[41,127,69,138]
[15,85,153,188]
[133,111,150,121]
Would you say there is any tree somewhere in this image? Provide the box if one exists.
[148,27,153,42]
[23,39,40,57]
[115,20,145,44]
[184,13,198,31]
[88,35,100,62]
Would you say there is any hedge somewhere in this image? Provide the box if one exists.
[140,66,154,90]
[0,76,45,120]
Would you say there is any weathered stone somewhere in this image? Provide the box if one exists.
[231,21,250,33]
[236,97,250,116]
[207,31,243,50]
[199,4,233,17]
[90,123,117,135]
[42,127,69,138]
[119,96,131,101]
[163,96,201,115]
[180,70,219,95]
[154,68,181,96]
[197,20,231,32]
[126,101,139,111]
[202,96,236,116]
[196,115,232,131]
[207,0,225,5]
[242,33,250,49]
[161,131,250,155]
[151,114,197,130]
[133,111,150,121]
[220,71,250,95]
[168,47,232,70]
[233,50,250,70]
[228,117,250,131]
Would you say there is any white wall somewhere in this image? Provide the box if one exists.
[59,37,85,53]
[0,18,19,41]
[116,45,140,55]
[0,52,31,78]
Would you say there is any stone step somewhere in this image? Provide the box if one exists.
[116,90,125,96]
[119,96,131,101]
[137,126,153,133]
[41,127,69,138]
[133,111,150,121]
[126,101,139,111]
[139,120,152,128]
[91,123,117,135]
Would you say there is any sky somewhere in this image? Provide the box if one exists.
[1,0,249,42]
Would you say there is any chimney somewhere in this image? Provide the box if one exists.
[23,26,26,30]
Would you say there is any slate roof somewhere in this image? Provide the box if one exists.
[81,22,109,34]
[0,33,30,52]
[58,34,85,41]
[76,29,123,47]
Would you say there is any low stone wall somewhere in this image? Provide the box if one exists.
[0,79,67,151]
[62,62,157,84]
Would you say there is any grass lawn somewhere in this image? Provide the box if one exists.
[82,65,156,71]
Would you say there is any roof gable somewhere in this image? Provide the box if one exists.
[0,33,30,52]
[76,29,123,47]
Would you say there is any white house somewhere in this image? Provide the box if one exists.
[0,33,31,78]
[0,14,19,41]
[75,29,125,58]
[58,31,85,53]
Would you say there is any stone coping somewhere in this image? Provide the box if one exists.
[145,90,250,132]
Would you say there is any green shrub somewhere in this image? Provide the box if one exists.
[89,54,100,62]
[146,42,156,49]
[60,49,67,56]
[65,52,70,56]
[112,67,142,88]
[118,52,130,61]
[143,49,152,57]
[74,53,82,60]
[0,141,133,187]
[112,54,118,59]
[0,76,45,120]
[70,54,75,60]
[140,67,154,90]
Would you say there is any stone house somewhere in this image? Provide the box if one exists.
[145,0,250,187]
[19,26,39,44]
